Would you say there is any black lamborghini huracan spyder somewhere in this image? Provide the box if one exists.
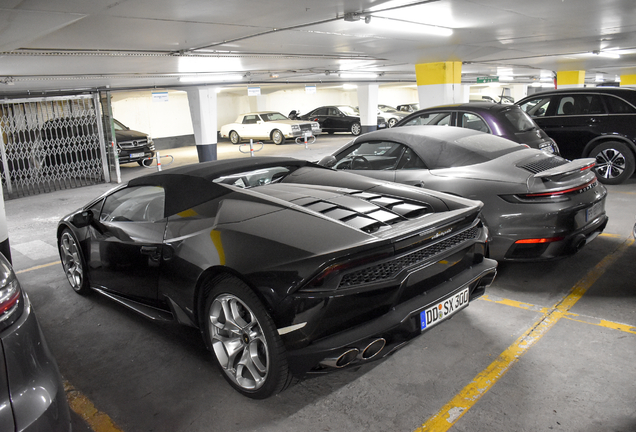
[57,157,497,398]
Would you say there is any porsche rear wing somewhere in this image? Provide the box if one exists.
[533,158,596,180]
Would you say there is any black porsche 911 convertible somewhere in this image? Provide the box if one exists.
[57,157,497,398]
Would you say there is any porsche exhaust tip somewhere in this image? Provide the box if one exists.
[359,338,386,360]
[320,348,360,368]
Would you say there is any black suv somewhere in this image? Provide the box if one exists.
[517,87,636,184]
[114,119,155,165]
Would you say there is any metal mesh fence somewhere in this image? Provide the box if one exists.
[0,95,108,200]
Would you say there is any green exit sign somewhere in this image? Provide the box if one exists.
[476,76,499,83]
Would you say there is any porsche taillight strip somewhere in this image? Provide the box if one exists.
[524,178,598,198]
[514,236,565,244]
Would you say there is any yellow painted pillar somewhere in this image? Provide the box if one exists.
[556,70,585,89]
[415,61,462,109]
[620,74,636,87]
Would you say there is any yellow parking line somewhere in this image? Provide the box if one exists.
[15,260,60,274]
[481,296,636,336]
[563,313,636,335]
[64,381,124,432]
[415,238,632,432]
[599,232,622,238]
[479,295,550,314]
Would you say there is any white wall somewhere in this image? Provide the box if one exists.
[111,90,193,138]
[111,85,420,139]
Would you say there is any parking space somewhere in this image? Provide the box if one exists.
[6,137,636,432]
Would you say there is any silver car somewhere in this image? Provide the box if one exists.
[0,253,71,431]
[319,126,608,261]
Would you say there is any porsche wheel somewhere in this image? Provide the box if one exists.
[351,122,361,136]
[203,276,292,399]
[591,141,635,185]
[271,129,286,145]
[58,229,90,294]
[229,131,241,145]
[388,118,398,128]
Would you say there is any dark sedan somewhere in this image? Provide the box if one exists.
[299,105,387,135]
[0,253,71,431]
[57,157,496,399]
[395,102,560,155]
[319,126,608,261]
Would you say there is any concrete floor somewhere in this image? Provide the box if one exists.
[6,135,636,432]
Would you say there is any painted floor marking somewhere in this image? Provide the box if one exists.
[481,295,636,335]
[11,240,59,260]
[64,381,124,432]
[415,238,633,432]
[15,260,60,274]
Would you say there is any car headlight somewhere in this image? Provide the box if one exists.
[291,125,300,131]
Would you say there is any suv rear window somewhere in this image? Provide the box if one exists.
[605,95,636,114]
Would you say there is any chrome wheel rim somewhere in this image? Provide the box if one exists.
[595,148,627,180]
[351,123,361,135]
[59,232,84,290]
[388,118,397,128]
[230,131,239,144]
[273,130,282,144]
[209,294,269,391]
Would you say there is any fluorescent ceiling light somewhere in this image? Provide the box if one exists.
[339,73,376,79]
[498,76,514,81]
[369,16,452,36]
[591,50,620,59]
[178,74,244,83]
[343,84,358,89]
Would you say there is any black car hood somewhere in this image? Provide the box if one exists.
[115,129,147,140]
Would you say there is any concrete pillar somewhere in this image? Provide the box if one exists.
[416,61,462,109]
[0,191,10,263]
[357,84,379,133]
[557,71,585,89]
[185,86,218,162]
[620,74,636,87]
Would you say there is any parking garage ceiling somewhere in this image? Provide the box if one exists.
[1,0,636,95]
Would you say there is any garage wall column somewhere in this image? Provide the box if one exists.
[416,61,462,109]
[185,86,218,162]
[357,84,379,133]
[620,74,636,87]
[557,71,585,89]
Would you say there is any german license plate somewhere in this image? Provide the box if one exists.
[586,200,603,222]
[129,152,145,158]
[420,287,470,331]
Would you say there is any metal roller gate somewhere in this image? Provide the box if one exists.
[0,94,110,200]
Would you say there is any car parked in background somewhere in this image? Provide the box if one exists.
[0,253,71,431]
[114,119,156,166]
[394,102,560,155]
[396,103,420,112]
[299,105,386,135]
[517,87,636,184]
[319,126,607,261]
[378,104,408,127]
[220,111,321,145]
[57,156,496,399]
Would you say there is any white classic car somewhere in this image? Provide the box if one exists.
[220,111,321,145]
